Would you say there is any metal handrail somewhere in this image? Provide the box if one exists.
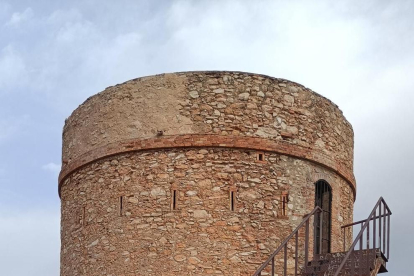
[341,213,389,229]
[253,206,322,276]
[333,197,392,276]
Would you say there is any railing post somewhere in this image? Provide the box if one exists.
[319,210,323,254]
[387,212,390,259]
[305,219,309,264]
[373,208,377,249]
[379,202,382,252]
[295,232,298,276]
[366,221,370,250]
[383,205,386,255]
[284,244,287,276]
[343,227,346,251]
[271,257,275,276]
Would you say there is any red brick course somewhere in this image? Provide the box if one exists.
[59,134,356,198]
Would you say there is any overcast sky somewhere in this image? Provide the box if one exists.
[0,0,413,275]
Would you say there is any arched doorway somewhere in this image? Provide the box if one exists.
[315,180,332,254]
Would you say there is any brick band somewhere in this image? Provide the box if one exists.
[58,134,356,198]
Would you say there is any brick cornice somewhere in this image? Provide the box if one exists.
[58,134,356,199]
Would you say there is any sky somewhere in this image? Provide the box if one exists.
[0,0,413,275]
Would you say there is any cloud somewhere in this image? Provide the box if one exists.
[42,162,61,174]
[5,7,33,27]
[0,1,413,275]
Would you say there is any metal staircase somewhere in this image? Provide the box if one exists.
[253,197,391,276]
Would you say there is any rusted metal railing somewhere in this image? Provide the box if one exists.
[335,197,392,276]
[253,206,323,276]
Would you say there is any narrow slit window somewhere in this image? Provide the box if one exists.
[230,191,235,211]
[172,189,177,210]
[82,206,86,225]
[280,193,288,216]
[257,152,264,162]
[119,196,124,216]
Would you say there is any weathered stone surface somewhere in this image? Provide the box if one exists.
[193,210,209,218]
[128,197,138,204]
[60,71,355,276]
[62,71,354,176]
[189,91,199,98]
[238,92,250,100]
[61,147,354,275]
[150,187,166,197]
[174,254,186,262]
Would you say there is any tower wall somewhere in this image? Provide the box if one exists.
[59,71,355,276]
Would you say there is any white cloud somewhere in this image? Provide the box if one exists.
[5,7,33,27]
[42,162,61,174]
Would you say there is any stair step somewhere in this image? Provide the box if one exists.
[302,249,387,276]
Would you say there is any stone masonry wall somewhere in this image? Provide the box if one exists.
[60,148,354,276]
[60,71,356,276]
[61,72,354,187]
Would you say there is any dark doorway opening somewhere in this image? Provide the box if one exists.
[315,180,332,254]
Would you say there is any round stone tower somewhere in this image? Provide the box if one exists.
[59,71,355,276]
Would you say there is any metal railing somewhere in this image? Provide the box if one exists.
[253,206,323,276]
[334,197,392,276]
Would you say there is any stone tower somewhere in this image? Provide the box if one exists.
[59,71,356,276]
